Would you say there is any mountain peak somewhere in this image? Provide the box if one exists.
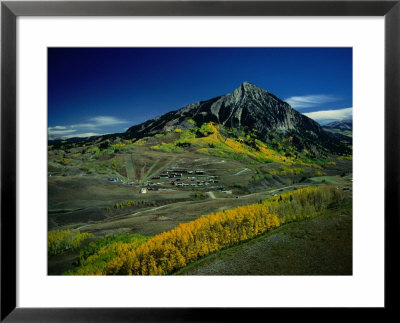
[231,82,267,102]
[238,81,263,92]
[127,82,320,137]
[125,82,350,156]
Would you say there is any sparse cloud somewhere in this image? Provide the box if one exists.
[285,94,341,109]
[51,126,68,130]
[303,107,352,124]
[69,116,129,130]
[90,116,127,126]
[48,127,77,136]
[48,116,129,139]
[67,132,101,138]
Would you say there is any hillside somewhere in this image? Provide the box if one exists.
[175,197,352,275]
[323,120,352,137]
[126,82,321,136]
[60,186,351,275]
[125,82,350,157]
[49,83,351,164]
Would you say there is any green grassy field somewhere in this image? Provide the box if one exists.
[175,198,352,275]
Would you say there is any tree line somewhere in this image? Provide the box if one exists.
[65,185,345,275]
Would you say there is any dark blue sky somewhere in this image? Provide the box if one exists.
[48,48,352,138]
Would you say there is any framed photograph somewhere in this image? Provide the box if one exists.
[1,0,398,321]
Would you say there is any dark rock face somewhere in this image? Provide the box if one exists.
[126,82,322,137]
[126,82,350,155]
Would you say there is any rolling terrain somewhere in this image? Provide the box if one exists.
[48,83,352,275]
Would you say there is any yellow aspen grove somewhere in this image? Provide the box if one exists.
[104,256,126,275]
[76,186,344,276]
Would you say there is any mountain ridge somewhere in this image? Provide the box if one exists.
[49,83,351,157]
[126,82,322,138]
[125,82,349,156]
[323,119,352,131]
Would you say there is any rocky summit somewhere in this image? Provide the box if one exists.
[126,82,322,138]
[125,82,349,156]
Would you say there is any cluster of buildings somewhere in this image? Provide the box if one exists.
[110,168,224,194]
[170,177,218,187]
[148,168,219,189]
[151,169,205,180]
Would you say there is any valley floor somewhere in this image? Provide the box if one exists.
[47,142,352,275]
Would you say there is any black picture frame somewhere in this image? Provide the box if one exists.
[1,0,399,321]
